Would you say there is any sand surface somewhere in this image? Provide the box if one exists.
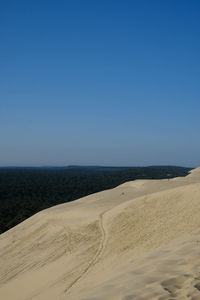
[1,168,200,299]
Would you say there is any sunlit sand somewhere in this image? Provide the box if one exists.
[1,168,200,299]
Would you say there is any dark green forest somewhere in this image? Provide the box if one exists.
[0,166,191,234]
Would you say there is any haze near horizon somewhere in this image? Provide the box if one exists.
[1,0,200,167]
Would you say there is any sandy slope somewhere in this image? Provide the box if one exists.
[1,168,200,299]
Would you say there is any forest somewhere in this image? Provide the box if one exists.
[0,166,191,234]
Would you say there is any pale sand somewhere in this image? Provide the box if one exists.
[1,168,200,299]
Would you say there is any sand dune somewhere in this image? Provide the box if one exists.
[1,168,200,299]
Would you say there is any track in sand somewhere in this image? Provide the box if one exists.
[64,209,109,295]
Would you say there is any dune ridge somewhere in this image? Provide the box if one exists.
[1,167,200,299]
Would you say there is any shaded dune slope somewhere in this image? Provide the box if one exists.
[1,168,200,299]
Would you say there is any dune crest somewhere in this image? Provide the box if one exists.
[1,168,200,299]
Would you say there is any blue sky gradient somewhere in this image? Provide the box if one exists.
[1,0,200,167]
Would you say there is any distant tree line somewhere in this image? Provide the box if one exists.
[0,166,191,234]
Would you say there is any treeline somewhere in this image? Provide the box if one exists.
[0,166,191,234]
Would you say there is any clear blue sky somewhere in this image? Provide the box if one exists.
[1,0,200,167]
